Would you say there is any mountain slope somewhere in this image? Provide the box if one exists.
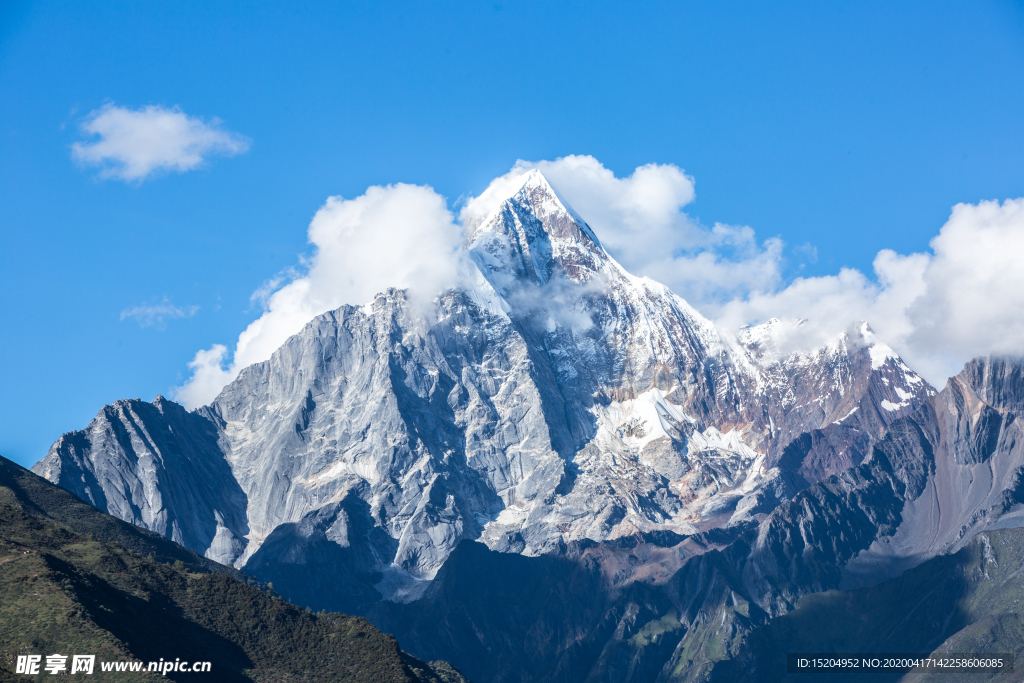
[652,356,1024,681]
[710,525,1024,683]
[0,455,467,683]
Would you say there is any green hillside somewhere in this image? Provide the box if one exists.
[0,455,468,683]
[706,527,1024,683]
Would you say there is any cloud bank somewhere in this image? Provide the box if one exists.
[173,155,1024,407]
[717,197,1024,383]
[72,104,250,182]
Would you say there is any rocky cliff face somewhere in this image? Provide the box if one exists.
[369,356,1024,682]
[34,396,249,562]
[34,169,1016,681]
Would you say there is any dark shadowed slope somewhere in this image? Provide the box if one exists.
[709,526,1024,683]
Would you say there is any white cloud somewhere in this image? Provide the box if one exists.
[72,103,250,182]
[173,183,466,408]
[717,198,1024,384]
[120,298,199,328]
[174,345,233,410]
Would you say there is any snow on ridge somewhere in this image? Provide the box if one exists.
[859,321,901,370]
[738,318,783,347]
[465,168,570,237]
[869,342,900,370]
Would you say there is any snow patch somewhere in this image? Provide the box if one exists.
[307,456,379,484]
[688,426,757,459]
[869,343,899,370]
[736,452,768,494]
[833,406,859,425]
[593,388,695,450]
[493,505,529,526]
[861,322,900,370]
[903,367,924,386]
[465,265,511,319]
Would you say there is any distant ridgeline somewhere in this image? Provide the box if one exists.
[0,455,467,683]
[30,170,1024,681]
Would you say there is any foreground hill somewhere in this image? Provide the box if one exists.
[0,455,467,683]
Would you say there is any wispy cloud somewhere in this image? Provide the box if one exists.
[120,298,199,329]
[72,103,250,182]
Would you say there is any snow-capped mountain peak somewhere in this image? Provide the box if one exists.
[465,168,607,291]
[35,172,936,612]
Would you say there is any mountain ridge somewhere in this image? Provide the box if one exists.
[32,168,1024,681]
[368,355,1024,681]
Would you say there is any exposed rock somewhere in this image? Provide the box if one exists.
[32,396,248,565]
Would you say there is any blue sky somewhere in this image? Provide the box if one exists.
[2,0,1024,467]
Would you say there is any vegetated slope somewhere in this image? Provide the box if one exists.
[0,448,247,579]
[0,455,467,683]
[709,526,1024,683]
